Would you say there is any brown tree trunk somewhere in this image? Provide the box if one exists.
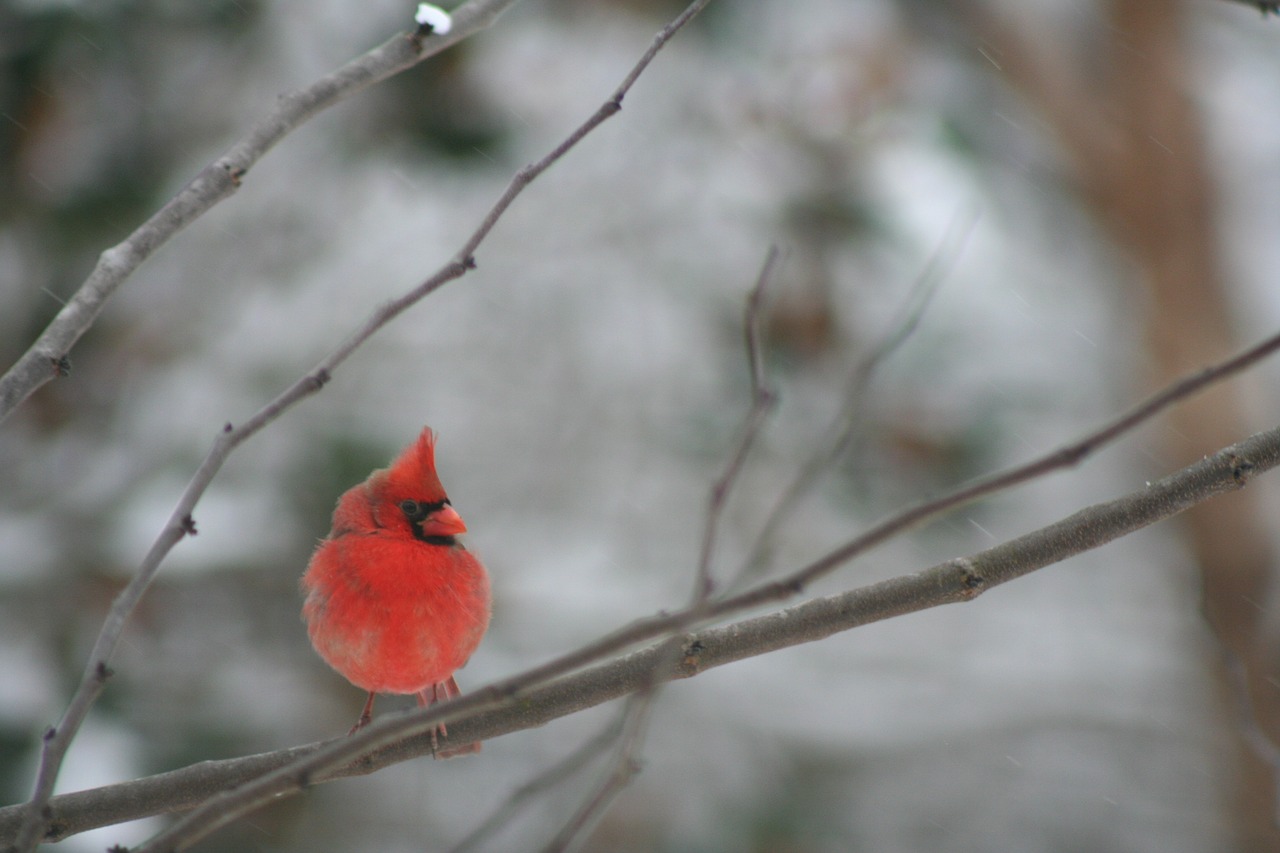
[967,1,1280,847]
[1098,4,1278,846]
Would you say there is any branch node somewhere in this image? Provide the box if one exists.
[310,368,332,390]
[50,355,72,378]
[679,638,705,675]
[181,514,199,536]
[42,726,56,743]
[953,558,986,599]
[1228,452,1257,487]
[223,422,234,434]
[95,661,115,683]
[463,255,477,270]
[221,162,245,186]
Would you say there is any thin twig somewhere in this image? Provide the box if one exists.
[738,207,976,585]
[455,0,713,264]
[4,1,696,848]
[6,415,1280,844]
[767,324,1280,598]
[449,713,627,853]
[0,0,525,426]
[694,245,781,600]
[542,245,781,850]
[539,694,654,853]
[113,325,1280,853]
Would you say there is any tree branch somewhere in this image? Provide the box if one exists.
[104,325,1280,851]
[3,2,705,849]
[543,244,781,849]
[695,245,781,600]
[4,417,1278,845]
[449,714,627,853]
[0,0,524,425]
[739,209,974,584]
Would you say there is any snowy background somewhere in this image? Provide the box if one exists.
[2,0,1280,850]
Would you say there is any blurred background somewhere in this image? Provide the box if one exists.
[3,0,1280,850]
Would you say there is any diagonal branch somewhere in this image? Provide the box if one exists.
[90,325,1280,852]
[4,2,706,850]
[695,245,781,600]
[4,414,1280,844]
[542,244,781,849]
[0,0,524,425]
[739,208,974,585]
[449,713,628,853]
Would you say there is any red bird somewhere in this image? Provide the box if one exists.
[302,427,491,753]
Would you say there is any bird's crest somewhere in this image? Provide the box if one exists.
[379,427,447,503]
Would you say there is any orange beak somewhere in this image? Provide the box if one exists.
[421,503,467,538]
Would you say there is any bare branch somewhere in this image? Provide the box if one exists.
[739,209,975,585]
[695,246,782,600]
[538,694,653,853]
[530,244,780,849]
[0,0,523,425]
[5,414,1280,844]
[765,325,1280,597]
[0,2,715,849]
[449,714,627,853]
[4,1,712,848]
[107,325,1280,852]
[540,243,780,849]
[455,0,714,264]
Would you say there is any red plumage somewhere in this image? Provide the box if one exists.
[301,427,490,751]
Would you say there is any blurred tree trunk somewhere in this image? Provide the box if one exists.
[1099,5,1279,845]
[963,0,1280,847]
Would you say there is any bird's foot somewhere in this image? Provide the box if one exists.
[418,677,481,758]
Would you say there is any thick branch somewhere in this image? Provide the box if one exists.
[96,327,1280,851]
[94,320,1280,850]
[3,421,1277,844]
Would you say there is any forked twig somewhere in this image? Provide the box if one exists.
[695,245,782,599]
[537,693,654,853]
[540,245,781,850]
[738,208,975,584]
[448,713,626,853]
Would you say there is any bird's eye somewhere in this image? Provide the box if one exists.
[399,499,420,516]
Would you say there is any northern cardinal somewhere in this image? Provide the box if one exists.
[302,427,490,754]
